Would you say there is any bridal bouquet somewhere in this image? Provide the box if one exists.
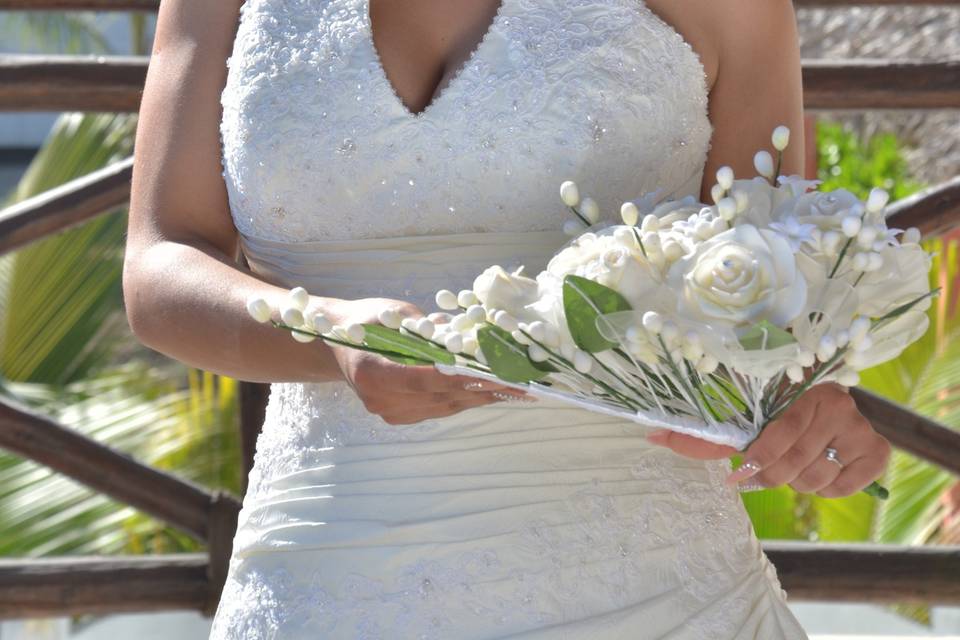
[247,126,936,499]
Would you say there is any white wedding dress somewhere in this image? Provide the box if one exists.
[209,0,809,638]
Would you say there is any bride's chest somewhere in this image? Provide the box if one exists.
[219,0,712,242]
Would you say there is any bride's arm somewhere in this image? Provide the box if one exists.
[123,0,519,420]
[647,0,892,499]
[697,0,806,198]
[123,0,346,384]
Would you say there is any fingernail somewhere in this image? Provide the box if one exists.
[737,478,766,493]
[646,428,670,443]
[725,460,763,486]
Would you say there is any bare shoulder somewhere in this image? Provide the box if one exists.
[640,0,798,92]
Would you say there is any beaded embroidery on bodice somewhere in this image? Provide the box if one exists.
[219,0,712,243]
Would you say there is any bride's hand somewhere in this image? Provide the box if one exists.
[645,383,891,498]
[329,298,528,425]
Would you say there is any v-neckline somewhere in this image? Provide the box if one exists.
[364,0,508,120]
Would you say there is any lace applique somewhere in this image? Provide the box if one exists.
[219,0,712,245]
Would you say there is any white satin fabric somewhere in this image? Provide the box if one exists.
[210,0,809,637]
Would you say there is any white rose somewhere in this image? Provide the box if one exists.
[545,228,661,308]
[472,265,539,318]
[667,224,807,330]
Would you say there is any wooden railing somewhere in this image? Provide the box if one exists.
[0,0,959,621]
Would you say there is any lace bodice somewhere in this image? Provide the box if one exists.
[219,0,712,243]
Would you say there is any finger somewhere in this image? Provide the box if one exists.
[816,453,886,498]
[788,445,844,494]
[756,399,837,489]
[816,433,891,498]
[380,391,503,425]
[645,429,739,460]
[725,402,815,485]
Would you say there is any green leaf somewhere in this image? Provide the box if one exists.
[738,320,797,351]
[562,275,632,353]
[476,325,549,383]
[360,324,455,366]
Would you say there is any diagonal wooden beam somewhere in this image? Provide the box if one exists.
[0,155,133,256]
[0,395,240,542]
[852,387,960,476]
[0,54,146,112]
[0,554,210,618]
[2,55,960,111]
[886,175,960,237]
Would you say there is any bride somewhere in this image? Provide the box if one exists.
[123,0,892,637]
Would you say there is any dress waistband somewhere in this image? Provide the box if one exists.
[238,229,569,303]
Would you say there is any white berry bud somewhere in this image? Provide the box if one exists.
[401,316,419,332]
[466,305,486,324]
[710,183,724,204]
[733,188,749,213]
[572,349,593,373]
[528,344,550,363]
[415,317,435,340]
[841,216,862,238]
[716,166,734,191]
[280,305,304,328]
[857,225,878,248]
[377,308,402,329]
[837,368,860,387]
[772,125,790,152]
[754,151,774,178]
[493,310,518,333]
[642,311,663,334]
[457,290,479,307]
[580,197,600,224]
[902,227,921,245]
[718,197,737,221]
[292,330,316,343]
[786,364,804,383]
[435,289,459,310]
[287,286,309,311]
[816,335,838,362]
[620,201,640,226]
[312,312,333,334]
[866,187,889,214]
[865,252,884,272]
[512,329,532,345]
[527,320,547,343]
[346,323,366,343]
[852,253,869,271]
[560,180,580,207]
[795,347,816,368]
[462,336,479,355]
[849,316,871,342]
[443,332,463,353]
[641,213,660,233]
[696,355,719,374]
[663,241,683,262]
[246,297,272,323]
[835,329,850,349]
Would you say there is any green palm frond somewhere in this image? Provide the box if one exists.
[0,362,241,557]
[0,112,136,383]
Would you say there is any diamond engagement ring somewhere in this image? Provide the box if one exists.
[824,446,843,467]
[463,381,486,391]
